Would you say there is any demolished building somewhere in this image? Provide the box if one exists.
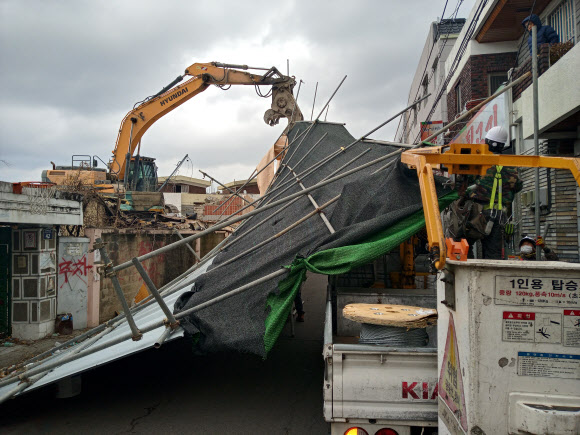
[0,120,456,400]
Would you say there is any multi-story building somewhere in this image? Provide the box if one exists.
[397,19,466,144]
[442,0,580,260]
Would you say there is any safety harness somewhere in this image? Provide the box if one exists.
[488,165,503,210]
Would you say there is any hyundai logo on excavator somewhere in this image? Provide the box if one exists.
[159,87,189,107]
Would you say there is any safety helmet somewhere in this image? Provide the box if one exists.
[485,126,508,154]
[519,236,536,248]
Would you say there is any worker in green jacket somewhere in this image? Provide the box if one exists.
[465,126,523,259]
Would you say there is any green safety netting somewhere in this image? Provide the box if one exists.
[264,191,458,354]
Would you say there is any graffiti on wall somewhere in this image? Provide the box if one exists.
[59,254,93,288]
[138,240,166,286]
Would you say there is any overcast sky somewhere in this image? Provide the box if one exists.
[0,0,475,186]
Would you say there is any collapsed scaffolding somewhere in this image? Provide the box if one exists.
[0,73,530,403]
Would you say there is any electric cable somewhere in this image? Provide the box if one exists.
[409,0,489,144]
[359,324,429,347]
[395,0,465,141]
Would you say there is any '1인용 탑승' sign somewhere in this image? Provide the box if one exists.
[495,276,579,308]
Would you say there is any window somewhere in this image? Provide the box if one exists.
[432,61,438,89]
[548,0,575,44]
[455,82,462,114]
[421,75,429,107]
[488,72,508,96]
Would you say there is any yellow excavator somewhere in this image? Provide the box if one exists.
[42,61,303,198]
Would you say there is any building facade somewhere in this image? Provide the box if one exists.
[443,0,580,260]
[397,19,466,144]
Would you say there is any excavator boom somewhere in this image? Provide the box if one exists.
[111,62,303,180]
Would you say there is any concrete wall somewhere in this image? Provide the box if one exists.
[85,229,201,324]
[0,182,83,226]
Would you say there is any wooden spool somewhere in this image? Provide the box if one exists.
[343,303,437,329]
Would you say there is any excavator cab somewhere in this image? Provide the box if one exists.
[124,156,158,192]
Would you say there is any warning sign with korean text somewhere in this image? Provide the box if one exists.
[564,310,580,347]
[495,276,579,307]
[517,352,580,379]
[502,311,563,344]
[439,313,468,432]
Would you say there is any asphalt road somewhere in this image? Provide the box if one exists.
[1,273,330,435]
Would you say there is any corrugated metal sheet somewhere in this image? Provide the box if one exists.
[0,259,213,398]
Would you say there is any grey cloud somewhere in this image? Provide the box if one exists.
[0,0,475,182]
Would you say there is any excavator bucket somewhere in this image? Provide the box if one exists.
[264,84,303,127]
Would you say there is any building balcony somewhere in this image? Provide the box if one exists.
[512,41,579,140]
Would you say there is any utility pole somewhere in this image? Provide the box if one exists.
[532,24,541,260]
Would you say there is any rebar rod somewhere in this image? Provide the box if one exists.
[211,168,256,216]
[258,123,320,200]
[259,126,314,202]
[132,259,179,327]
[173,229,201,262]
[217,196,303,251]
[222,147,372,252]
[310,82,318,121]
[96,238,142,341]
[245,94,429,216]
[199,170,251,204]
[287,164,335,234]
[314,76,347,122]
[259,74,347,202]
[361,139,416,148]
[272,132,329,197]
[371,153,403,174]
[212,126,309,216]
[212,126,308,221]
[251,76,348,206]
[210,195,340,271]
[0,268,289,391]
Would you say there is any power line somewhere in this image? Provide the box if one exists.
[395,0,465,141]
[411,0,489,144]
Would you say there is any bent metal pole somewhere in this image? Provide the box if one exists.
[112,146,402,273]
[212,126,309,216]
[0,268,289,395]
[221,148,372,252]
[210,195,340,272]
[230,92,433,219]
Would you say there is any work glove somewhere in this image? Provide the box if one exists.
[535,236,545,248]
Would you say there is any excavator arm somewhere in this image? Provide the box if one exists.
[111,62,303,180]
[401,144,580,270]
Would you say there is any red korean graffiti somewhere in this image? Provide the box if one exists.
[59,254,93,288]
[138,240,166,286]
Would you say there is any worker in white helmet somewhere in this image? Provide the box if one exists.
[443,126,523,259]
[465,126,523,258]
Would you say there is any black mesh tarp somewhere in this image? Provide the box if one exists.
[174,121,446,357]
